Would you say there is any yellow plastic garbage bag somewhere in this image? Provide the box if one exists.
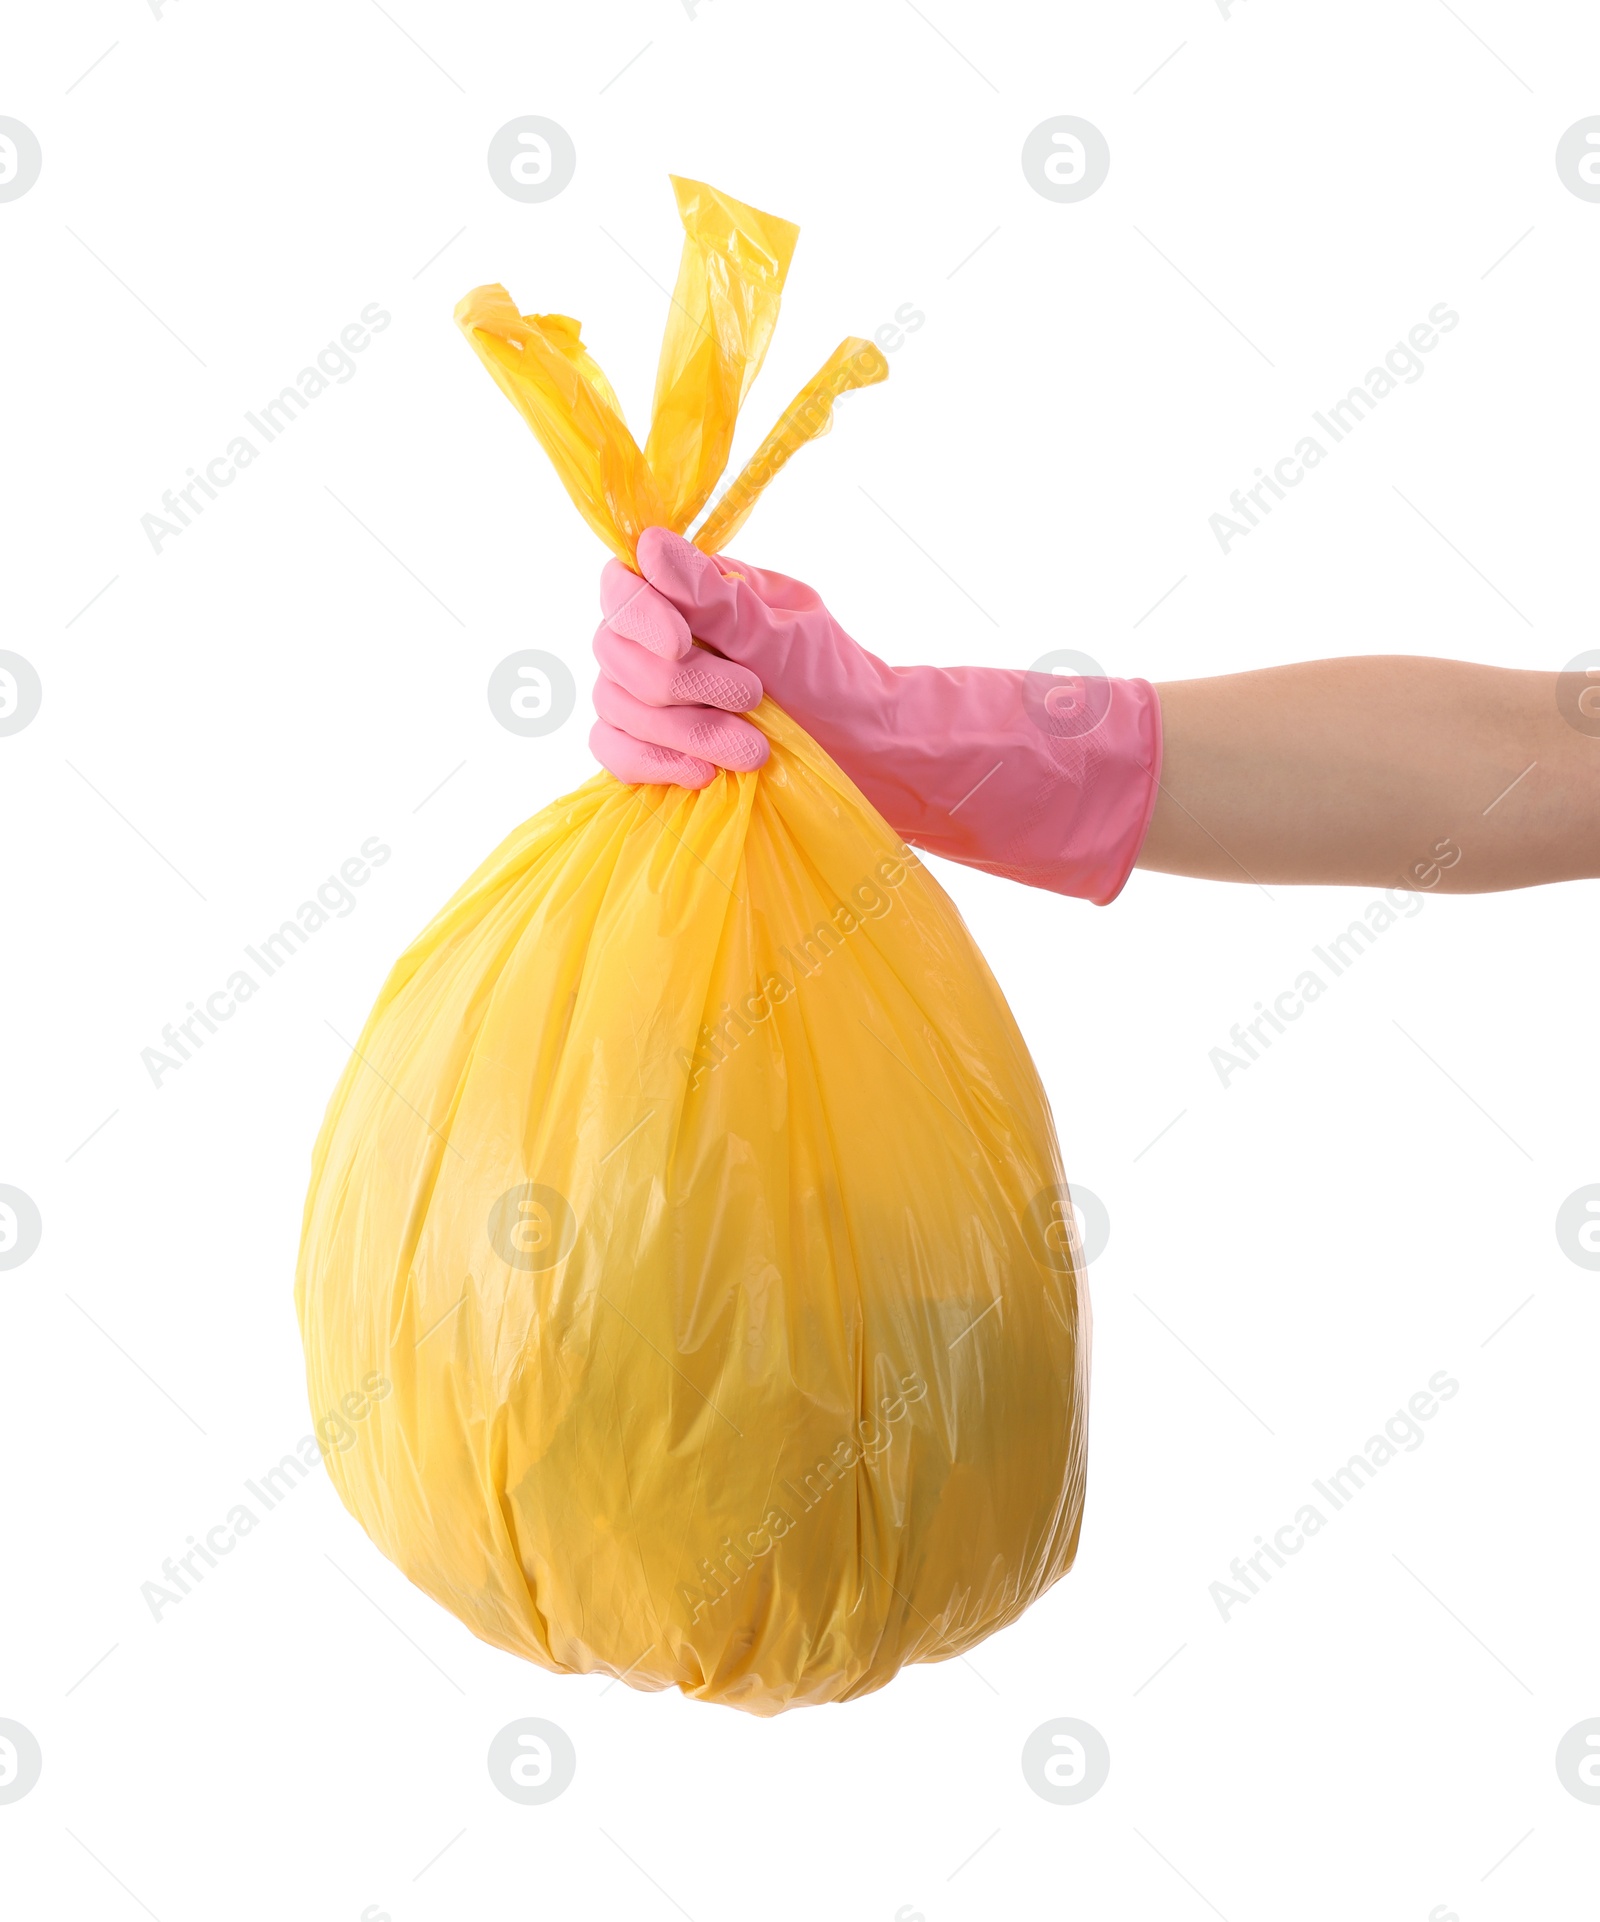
[295,178,1089,1713]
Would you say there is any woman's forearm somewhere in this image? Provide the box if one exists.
[1139,657,1600,892]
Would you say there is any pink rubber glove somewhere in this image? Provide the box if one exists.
[592,528,1163,904]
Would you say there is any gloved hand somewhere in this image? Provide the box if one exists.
[591,527,1164,903]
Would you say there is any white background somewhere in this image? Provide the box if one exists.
[3,2,1598,1917]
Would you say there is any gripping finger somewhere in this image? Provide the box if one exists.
[600,559,693,660]
[635,527,745,653]
[593,623,763,712]
[589,721,715,789]
[593,676,769,773]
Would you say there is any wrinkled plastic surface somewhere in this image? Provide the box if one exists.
[296,178,1089,1713]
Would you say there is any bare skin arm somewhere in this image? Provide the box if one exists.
[1139,657,1600,893]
